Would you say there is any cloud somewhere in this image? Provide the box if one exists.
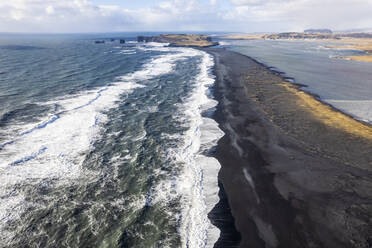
[226,0,372,31]
[230,0,291,6]
[45,6,55,15]
[0,0,372,33]
[230,0,265,5]
[0,0,131,32]
[0,0,224,33]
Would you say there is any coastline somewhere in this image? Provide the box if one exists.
[235,53,372,130]
[204,47,372,247]
[221,34,372,63]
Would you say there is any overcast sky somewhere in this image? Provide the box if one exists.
[0,0,372,33]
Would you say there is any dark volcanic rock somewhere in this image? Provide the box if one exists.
[136,34,218,47]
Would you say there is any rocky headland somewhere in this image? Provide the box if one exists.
[137,34,218,47]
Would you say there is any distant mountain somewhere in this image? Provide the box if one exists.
[304,29,333,34]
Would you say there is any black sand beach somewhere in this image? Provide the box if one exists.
[206,48,372,248]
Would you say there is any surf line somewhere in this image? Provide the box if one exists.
[0,87,109,151]
[10,146,48,166]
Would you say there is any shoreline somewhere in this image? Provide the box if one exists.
[239,54,372,128]
[220,35,372,63]
[204,47,372,247]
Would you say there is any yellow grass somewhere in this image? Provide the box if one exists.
[346,55,372,62]
[325,38,372,62]
[330,38,372,51]
[279,82,372,140]
[157,34,216,47]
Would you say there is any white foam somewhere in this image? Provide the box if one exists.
[0,48,191,242]
[1,44,225,246]
[218,41,230,46]
[119,49,137,55]
[120,52,137,55]
[176,52,224,248]
[146,49,224,247]
[140,42,170,47]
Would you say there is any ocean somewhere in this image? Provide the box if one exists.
[0,34,223,247]
[221,39,372,123]
[2,33,371,247]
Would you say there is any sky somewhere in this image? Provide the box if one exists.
[0,0,372,33]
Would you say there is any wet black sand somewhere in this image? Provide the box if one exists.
[205,48,372,248]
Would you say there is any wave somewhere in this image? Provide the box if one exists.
[218,41,231,46]
[141,42,170,47]
[0,42,225,247]
[139,46,224,247]
[119,49,137,55]
[0,46,192,244]
[176,51,224,248]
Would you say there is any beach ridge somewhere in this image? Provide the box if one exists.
[206,47,372,248]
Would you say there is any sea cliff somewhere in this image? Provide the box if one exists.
[137,34,218,47]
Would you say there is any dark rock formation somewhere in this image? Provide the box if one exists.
[137,34,218,47]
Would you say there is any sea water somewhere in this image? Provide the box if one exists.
[223,39,372,123]
[0,34,223,247]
